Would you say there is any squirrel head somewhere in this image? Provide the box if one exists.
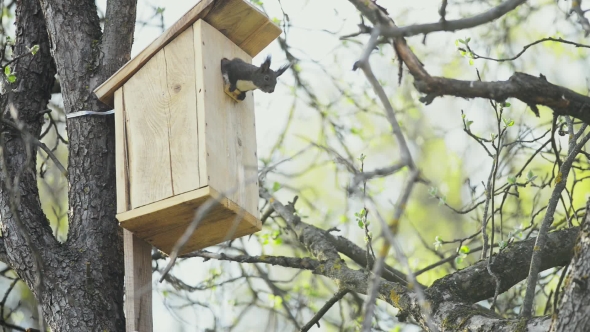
[253,55,289,93]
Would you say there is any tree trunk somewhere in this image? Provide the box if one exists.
[552,200,590,331]
[0,0,136,329]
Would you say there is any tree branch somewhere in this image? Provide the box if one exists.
[571,0,590,36]
[413,73,590,125]
[380,0,527,38]
[347,0,590,127]
[183,250,321,271]
[426,227,579,304]
[95,0,137,90]
[264,187,577,330]
[299,289,350,332]
[521,128,590,317]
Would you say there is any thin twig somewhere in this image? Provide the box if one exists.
[299,289,350,332]
[0,118,67,177]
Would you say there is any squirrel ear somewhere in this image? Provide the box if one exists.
[260,55,271,72]
[276,63,290,77]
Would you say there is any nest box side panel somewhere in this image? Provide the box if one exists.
[193,20,259,218]
[123,50,174,209]
[114,88,130,213]
[162,27,201,195]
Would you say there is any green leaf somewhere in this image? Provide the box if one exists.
[29,45,39,55]
[459,245,470,254]
[499,240,507,249]
[526,170,537,182]
[272,181,281,192]
[7,74,16,83]
[466,120,473,128]
[429,187,438,197]
[502,117,514,127]
[507,176,516,184]
[434,236,442,251]
[358,220,364,228]
[503,102,511,108]
[4,65,10,76]
[469,59,474,66]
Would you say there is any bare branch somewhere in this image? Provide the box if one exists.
[413,73,590,125]
[465,37,590,63]
[183,250,321,271]
[521,128,590,318]
[571,0,590,36]
[350,0,526,38]
[427,227,579,304]
[300,290,350,332]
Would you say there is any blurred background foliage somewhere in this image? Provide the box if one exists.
[0,0,588,331]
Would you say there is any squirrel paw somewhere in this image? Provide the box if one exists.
[223,83,245,102]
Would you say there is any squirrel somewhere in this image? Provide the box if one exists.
[220,55,289,102]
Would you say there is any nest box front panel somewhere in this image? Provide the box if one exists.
[121,27,201,210]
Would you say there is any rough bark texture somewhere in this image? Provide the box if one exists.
[552,204,590,331]
[0,0,59,325]
[0,0,136,330]
[413,73,590,124]
[427,227,579,304]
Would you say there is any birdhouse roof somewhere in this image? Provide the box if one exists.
[94,0,282,106]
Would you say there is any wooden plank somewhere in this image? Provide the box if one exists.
[118,186,261,255]
[204,0,274,47]
[124,230,153,332]
[149,205,259,255]
[239,20,282,57]
[163,27,200,195]
[118,186,214,238]
[123,51,174,209]
[94,0,282,107]
[194,22,209,190]
[194,20,259,219]
[94,0,215,107]
[114,88,130,213]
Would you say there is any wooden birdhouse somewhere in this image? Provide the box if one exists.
[94,0,281,255]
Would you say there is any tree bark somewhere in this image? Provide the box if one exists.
[552,201,590,331]
[0,0,136,330]
[0,0,58,327]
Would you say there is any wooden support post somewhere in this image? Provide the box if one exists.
[124,230,153,332]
